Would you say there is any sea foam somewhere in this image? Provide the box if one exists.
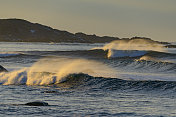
[0,58,116,85]
[93,39,166,58]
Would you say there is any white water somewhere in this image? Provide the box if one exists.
[0,42,175,84]
[107,50,147,58]
[0,57,117,85]
[102,39,165,51]
[93,39,167,58]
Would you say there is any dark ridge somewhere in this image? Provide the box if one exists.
[131,36,169,44]
[165,45,176,48]
[120,36,169,44]
[0,18,119,43]
[0,18,169,44]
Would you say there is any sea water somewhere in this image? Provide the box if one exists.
[0,41,176,116]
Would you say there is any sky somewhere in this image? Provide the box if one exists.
[0,0,176,42]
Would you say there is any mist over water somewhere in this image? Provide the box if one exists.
[0,57,116,85]
[102,39,165,51]
[138,56,158,62]
[93,39,167,58]
[27,58,116,85]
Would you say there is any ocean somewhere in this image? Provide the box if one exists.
[0,41,176,117]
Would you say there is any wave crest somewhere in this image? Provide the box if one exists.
[92,39,167,58]
[0,58,116,85]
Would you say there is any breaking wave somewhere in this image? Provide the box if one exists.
[0,58,116,85]
[0,57,175,86]
[101,39,165,51]
[92,39,170,58]
[0,39,175,88]
[1,71,176,92]
[0,56,175,91]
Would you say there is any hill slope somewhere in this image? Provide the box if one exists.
[0,19,120,43]
[0,19,171,44]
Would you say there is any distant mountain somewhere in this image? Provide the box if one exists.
[0,18,170,44]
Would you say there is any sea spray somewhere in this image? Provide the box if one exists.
[27,58,117,85]
[137,56,158,62]
[102,39,165,51]
[0,57,117,85]
[0,68,27,85]
[93,39,166,58]
[137,55,176,63]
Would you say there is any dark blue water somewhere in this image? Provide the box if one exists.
[0,42,176,116]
